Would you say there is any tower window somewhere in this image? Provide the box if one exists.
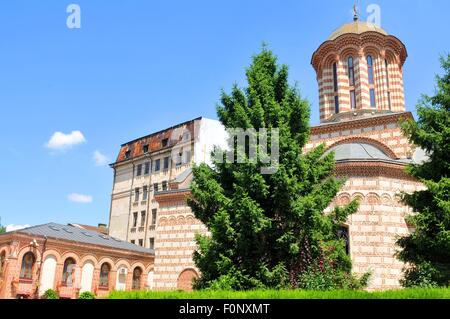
[348,57,355,86]
[370,89,376,107]
[333,62,338,92]
[385,59,390,88]
[350,90,356,109]
[334,96,339,114]
[367,55,374,84]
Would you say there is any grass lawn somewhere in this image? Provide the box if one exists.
[108,288,450,299]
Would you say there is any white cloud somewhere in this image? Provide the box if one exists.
[68,193,93,204]
[46,131,86,150]
[93,150,109,166]
[6,224,31,232]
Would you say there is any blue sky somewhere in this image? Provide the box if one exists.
[0,0,449,229]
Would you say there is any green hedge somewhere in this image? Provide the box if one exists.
[108,288,450,299]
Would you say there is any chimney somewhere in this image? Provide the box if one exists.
[98,223,108,234]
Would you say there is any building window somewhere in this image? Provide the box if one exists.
[144,162,150,175]
[132,267,142,290]
[99,263,111,288]
[370,89,376,107]
[162,181,168,191]
[162,138,168,147]
[62,258,76,287]
[176,152,182,166]
[149,238,155,250]
[134,188,140,202]
[385,59,390,88]
[0,251,6,277]
[348,56,355,86]
[20,252,35,280]
[138,239,143,247]
[333,62,338,92]
[334,96,339,114]
[131,240,135,244]
[153,183,159,192]
[367,55,374,85]
[125,150,131,159]
[136,164,142,176]
[350,90,356,109]
[132,212,138,228]
[154,159,161,172]
[163,156,170,170]
[140,211,146,227]
[182,131,190,141]
[152,209,157,225]
[142,144,149,153]
[338,225,350,255]
[387,92,392,110]
[183,150,192,164]
[143,186,148,201]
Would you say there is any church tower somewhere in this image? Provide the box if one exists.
[311,12,408,123]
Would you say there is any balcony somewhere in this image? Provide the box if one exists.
[148,225,156,231]
[130,227,137,233]
[138,226,145,232]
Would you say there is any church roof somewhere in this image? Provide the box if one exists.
[328,21,388,40]
[326,142,391,161]
[7,223,154,254]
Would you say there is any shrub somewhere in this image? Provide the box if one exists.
[400,262,440,288]
[42,289,59,299]
[78,291,96,299]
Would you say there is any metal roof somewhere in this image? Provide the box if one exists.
[10,223,153,255]
[326,143,391,161]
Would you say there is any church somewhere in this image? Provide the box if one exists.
[107,12,426,291]
[0,12,427,298]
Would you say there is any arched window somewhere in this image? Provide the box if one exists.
[0,251,5,277]
[367,55,374,84]
[367,55,376,108]
[333,62,339,114]
[132,267,142,290]
[385,59,392,110]
[62,258,76,287]
[20,252,35,280]
[337,225,350,255]
[348,56,355,86]
[99,263,111,288]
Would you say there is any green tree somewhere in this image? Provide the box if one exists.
[188,47,363,290]
[396,54,450,288]
[0,218,6,234]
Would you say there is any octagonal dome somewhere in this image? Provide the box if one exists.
[328,21,388,40]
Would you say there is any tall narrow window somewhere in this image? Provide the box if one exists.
[142,186,148,201]
[136,164,142,176]
[0,251,6,277]
[140,211,146,227]
[333,62,338,92]
[149,238,155,250]
[153,183,159,192]
[370,89,377,107]
[162,181,168,191]
[20,252,35,280]
[138,239,143,247]
[350,90,356,109]
[134,188,140,202]
[386,59,392,110]
[367,55,374,84]
[132,267,142,290]
[348,57,355,86]
[334,96,340,114]
[163,156,170,170]
[62,258,76,287]
[132,212,138,228]
[385,59,390,88]
[144,162,150,175]
[151,209,157,226]
[99,263,111,288]
[183,150,192,164]
[338,226,350,255]
[154,159,161,172]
